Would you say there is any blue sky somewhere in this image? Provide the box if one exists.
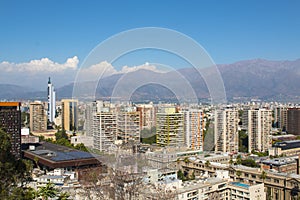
[0,0,299,65]
[0,0,299,89]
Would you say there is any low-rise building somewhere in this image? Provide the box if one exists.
[262,157,299,174]
[270,140,300,157]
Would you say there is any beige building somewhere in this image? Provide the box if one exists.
[184,109,205,151]
[61,99,78,132]
[214,108,239,153]
[30,101,47,132]
[117,111,140,143]
[244,108,272,153]
[93,112,117,151]
[156,107,184,147]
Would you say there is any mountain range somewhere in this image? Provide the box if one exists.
[1,58,300,102]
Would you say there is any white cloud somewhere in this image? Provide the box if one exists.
[0,56,170,90]
[0,56,79,73]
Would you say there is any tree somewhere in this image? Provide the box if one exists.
[57,191,70,200]
[205,160,210,168]
[0,128,34,199]
[38,182,58,200]
[75,143,89,152]
[236,154,242,165]
[177,169,185,180]
[55,129,68,140]
[236,170,242,181]
[260,170,267,183]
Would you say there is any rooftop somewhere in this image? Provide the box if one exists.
[24,142,101,169]
[230,182,250,189]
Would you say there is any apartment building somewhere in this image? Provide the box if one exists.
[214,108,239,153]
[30,101,47,132]
[183,109,205,151]
[244,108,272,153]
[61,99,78,132]
[156,107,184,147]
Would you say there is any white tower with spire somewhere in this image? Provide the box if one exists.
[47,77,56,123]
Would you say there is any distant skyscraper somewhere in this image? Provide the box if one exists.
[47,77,56,123]
[61,99,78,132]
[30,101,47,132]
[214,108,239,153]
[0,102,21,158]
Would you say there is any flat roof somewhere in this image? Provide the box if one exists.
[24,142,101,169]
[230,182,250,189]
[0,102,21,107]
[273,140,300,150]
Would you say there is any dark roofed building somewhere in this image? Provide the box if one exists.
[270,140,300,157]
[24,142,102,170]
[287,108,300,135]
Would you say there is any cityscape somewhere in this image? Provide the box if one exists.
[1,1,300,200]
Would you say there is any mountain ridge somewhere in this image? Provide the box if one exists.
[1,58,300,102]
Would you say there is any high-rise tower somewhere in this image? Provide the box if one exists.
[0,102,21,158]
[47,77,56,123]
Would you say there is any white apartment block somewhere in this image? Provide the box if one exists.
[93,112,117,151]
[214,109,239,153]
[117,111,140,143]
[184,109,205,151]
[244,108,272,153]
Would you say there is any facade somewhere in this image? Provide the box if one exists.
[183,109,205,150]
[270,140,300,157]
[61,99,78,132]
[93,112,117,151]
[287,108,300,135]
[136,104,157,130]
[181,157,300,200]
[156,107,184,147]
[0,102,21,158]
[262,157,298,174]
[214,108,239,153]
[47,77,56,123]
[30,101,47,132]
[244,108,272,153]
[117,111,140,143]
[275,106,288,131]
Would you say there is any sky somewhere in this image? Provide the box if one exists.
[0,0,299,89]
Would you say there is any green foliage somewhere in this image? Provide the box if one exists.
[241,158,259,168]
[251,150,268,157]
[236,154,242,165]
[0,128,35,199]
[55,129,68,140]
[205,160,210,167]
[177,169,185,180]
[58,191,70,200]
[56,138,73,147]
[238,130,248,152]
[38,182,58,200]
[140,127,156,144]
[184,157,190,163]
[74,143,89,152]
[260,170,267,182]
[177,169,194,181]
